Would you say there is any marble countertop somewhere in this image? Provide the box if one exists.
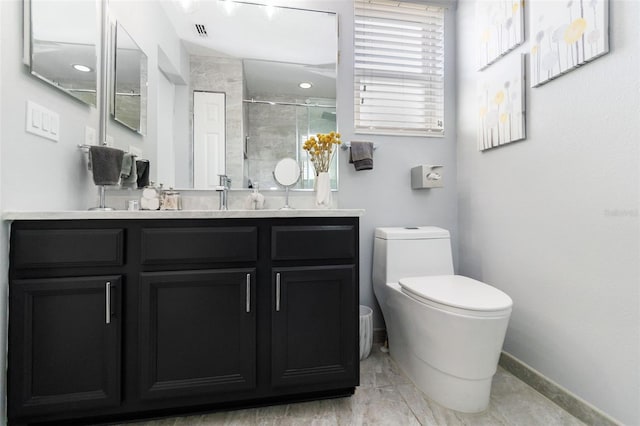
[2,209,365,221]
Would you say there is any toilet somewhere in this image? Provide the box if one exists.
[372,226,512,413]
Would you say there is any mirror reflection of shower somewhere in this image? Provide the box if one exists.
[243,98,337,190]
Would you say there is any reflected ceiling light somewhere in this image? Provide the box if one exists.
[299,82,313,89]
[178,0,199,13]
[222,0,236,15]
[265,4,275,19]
[72,64,92,73]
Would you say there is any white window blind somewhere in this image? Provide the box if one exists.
[354,0,445,136]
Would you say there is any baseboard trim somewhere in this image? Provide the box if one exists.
[499,352,621,426]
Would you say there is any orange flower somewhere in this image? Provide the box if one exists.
[303,132,342,174]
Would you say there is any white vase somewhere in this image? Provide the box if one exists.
[315,172,332,208]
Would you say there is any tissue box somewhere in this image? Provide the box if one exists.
[411,165,444,189]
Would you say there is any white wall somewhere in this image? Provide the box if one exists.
[0,3,5,422]
[1,0,98,211]
[106,0,187,186]
[456,0,640,424]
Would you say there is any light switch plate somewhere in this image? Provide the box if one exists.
[26,101,59,142]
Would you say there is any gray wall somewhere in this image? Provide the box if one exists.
[456,0,640,424]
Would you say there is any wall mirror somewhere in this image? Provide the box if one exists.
[111,22,147,135]
[157,0,338,191]
[25,0,99,106]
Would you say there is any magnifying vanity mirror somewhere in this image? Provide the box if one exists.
[25,0,99,106]
[273,158,301,210]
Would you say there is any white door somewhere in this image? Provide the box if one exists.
[193,91,226,189]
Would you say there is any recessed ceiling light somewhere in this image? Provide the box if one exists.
[299,82,313,89]
[72,64,92,73]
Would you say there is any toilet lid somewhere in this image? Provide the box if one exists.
[399,275,513,312]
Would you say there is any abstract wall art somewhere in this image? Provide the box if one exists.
[529,0,609,87]
[476,0,524,70]
[477,54,525,151]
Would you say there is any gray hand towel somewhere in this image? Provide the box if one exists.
[349,141,374,171]
[89,146,125,186]
[121,153,138,188]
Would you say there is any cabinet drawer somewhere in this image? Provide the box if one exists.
[272,225,355,261]
[12,229,124,269]
[141,227,257,265]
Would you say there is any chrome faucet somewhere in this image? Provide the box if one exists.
[216,174,231,210]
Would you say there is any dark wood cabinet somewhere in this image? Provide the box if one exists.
[271,265,357,389]
[8,276,122,419]
[7,217,359,425]
[138,269,256,400]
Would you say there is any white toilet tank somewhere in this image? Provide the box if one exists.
[373,226,454,284]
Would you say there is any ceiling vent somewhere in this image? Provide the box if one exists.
[194,24,208,37]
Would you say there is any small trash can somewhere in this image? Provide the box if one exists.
[359,305,373,360]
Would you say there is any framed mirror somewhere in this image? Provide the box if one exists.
[157,0,338,191]
[26,0,99,106]
[111,22,147,135]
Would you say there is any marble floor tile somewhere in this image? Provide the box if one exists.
[117,346,585,426]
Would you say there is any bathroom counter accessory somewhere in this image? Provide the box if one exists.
[2,208,365,221]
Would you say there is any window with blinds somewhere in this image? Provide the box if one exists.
[354,0,445,136]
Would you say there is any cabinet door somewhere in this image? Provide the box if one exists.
[8,276,122,419]
[139,269,256,400]
[271,265,357,388]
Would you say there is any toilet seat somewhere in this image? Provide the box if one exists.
[399,275,512,316]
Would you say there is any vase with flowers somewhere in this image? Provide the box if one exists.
[303,131,341,208]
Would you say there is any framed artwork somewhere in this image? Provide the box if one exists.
[477,54,526,151]
[529,0,609,87]
[476,0,524,70]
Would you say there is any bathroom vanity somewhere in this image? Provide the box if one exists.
[5,210,361,425]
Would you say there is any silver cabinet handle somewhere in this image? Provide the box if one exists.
[275,273,281,312]
[105,282,111,324]
[246,274,251,313]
